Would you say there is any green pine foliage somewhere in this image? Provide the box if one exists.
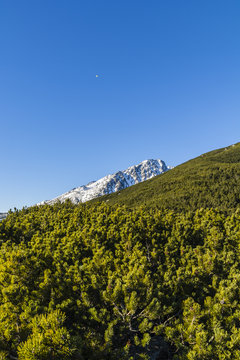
[1,201,240,358]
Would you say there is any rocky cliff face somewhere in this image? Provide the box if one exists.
[40,159,172,205]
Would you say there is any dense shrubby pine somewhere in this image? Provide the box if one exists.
[1,201,240,359]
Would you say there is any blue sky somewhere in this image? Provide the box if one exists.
[1,1,240,211]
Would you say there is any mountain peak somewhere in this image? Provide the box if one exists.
[39,158,171,205]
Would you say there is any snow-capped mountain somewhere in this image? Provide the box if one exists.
[0,213,7,220]
[40,159,172,205]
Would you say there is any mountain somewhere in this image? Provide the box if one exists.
[0,213,7,220]
[40,159,171,205]
[94,142,240,211]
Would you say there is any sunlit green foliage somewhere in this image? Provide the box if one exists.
[17,310,74,360]
[1,201,240,359]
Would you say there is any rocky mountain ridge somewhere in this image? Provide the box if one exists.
[0,213,7,221]
[40,159,172,205]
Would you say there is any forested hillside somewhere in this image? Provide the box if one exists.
[96,143,240,211]
[2,202,240,359]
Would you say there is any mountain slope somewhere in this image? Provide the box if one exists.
[40,159,171,205]
[94,142,240,211]
[0,213,7,220]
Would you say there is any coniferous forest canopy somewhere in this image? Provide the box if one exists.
[2,144,240,359]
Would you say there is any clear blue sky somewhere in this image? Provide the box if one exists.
[1,1,240,211]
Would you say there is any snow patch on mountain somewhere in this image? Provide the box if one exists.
[39,159,172,205]
[0,213,7,221]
